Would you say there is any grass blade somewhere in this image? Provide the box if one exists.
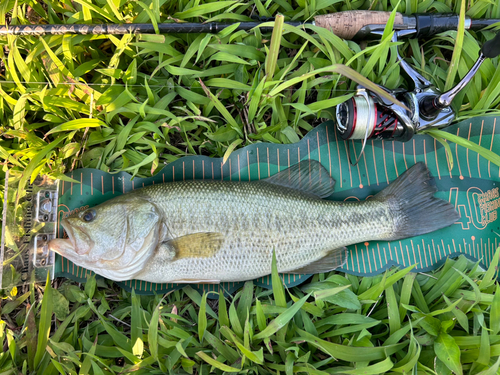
[34,274,53,370]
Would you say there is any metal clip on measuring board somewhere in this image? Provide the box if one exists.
[335,30,500,165]
[0,172,59,289]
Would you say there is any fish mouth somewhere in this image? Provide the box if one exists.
[48,219,75,255]
[48,219,91,256]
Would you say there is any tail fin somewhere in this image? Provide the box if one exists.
[375,162,460,240]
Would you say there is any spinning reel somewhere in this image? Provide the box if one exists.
[335,30,500,164]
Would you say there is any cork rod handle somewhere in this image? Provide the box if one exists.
[314,11,404,40]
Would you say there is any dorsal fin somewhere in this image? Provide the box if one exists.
[263,160,335,198]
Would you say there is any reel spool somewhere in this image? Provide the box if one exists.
[335,30,500,165]
[336,95,406,141]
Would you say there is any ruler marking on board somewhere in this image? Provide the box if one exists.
[388,242,393,261]
[267,147,270,177]
[350,249,355,273]
[478,120,484,179]
[394,245,400,264]
[412,139,417,164]
[489,118,496,178]
[326,127,332,176]
[352,141,362,185]
[379,243,386,264]
[376,244,381,268]
[456,128,463,178]
[393,142,399,177]
[372,140,379,185]
[408,244,414,266]
[489,238,491,263]
[237,156,240,181]
[402,142,408,170]
[247,151,250,181]
[432,239,438,263]
[428,245,433,265]
[317,133,321,164]
[467,123,472,178]
[423,139,428,166]
[422,239,429,267]
[277,149,280,172]
[358,245,367,273]
[101,176,104,195]
[363,146,371,186]
[406,245,411,266]
[343,141,353,187]
[257,148,261,180]
[382,141,389,184]
[411,240,418,266]
[365,244,372,273]
[417,244,425,267]
[334,129,343,188]
[298,148,301,182]
[434,139,441,180]
[355,246,360,273]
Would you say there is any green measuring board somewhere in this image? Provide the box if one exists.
[54,116,500,295]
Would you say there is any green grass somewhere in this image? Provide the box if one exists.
[1,0,500,374]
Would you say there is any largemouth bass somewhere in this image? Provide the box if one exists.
[49,161,459,283]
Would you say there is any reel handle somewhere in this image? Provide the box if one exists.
[481,31,500,58]
[420,32,500,119]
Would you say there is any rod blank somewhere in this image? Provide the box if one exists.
[0,22,304,36]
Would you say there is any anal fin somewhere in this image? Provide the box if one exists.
[287,247,348,274]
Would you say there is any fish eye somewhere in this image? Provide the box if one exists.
[82,209,96,222]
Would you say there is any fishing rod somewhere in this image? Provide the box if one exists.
[2,10,499,165]
[0,11,499,39]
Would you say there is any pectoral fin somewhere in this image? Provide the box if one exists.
[159,232,225,260]
[287,247,348,274]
